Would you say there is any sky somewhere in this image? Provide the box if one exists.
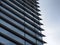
[38,0,60,45]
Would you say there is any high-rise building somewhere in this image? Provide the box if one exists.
[0,0,46,45]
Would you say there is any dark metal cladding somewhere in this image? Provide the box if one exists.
[0,0,46,45]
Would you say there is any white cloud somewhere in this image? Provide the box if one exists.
[39,0,60,45]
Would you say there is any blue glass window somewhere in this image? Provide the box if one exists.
[0,27,24,44]
[0,36,16,45]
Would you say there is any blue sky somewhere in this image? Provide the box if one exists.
[38,0,60,45]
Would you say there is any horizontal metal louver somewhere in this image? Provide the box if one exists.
[0,0,46,45]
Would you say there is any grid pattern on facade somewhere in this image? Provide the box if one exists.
[0,0,46,45]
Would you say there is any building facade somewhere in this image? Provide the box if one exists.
[0,0,46,45]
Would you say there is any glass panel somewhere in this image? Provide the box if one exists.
[35,28,41,33]
[25,22,34,28]
[0,27,24,44]
[0,36,16,45]
[36,34,42,40]
[25,27,35,36]
[0,19,24,36]
[37,41,43,45]
[25,34,36,43]
[26,42,31,45]
[0,12,25,29]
